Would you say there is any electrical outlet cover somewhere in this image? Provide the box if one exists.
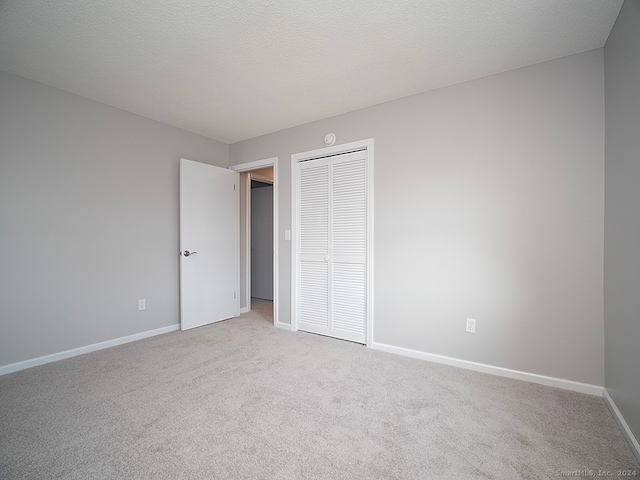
[466,318,476,333]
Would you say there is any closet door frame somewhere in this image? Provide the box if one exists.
[291,138,374,346]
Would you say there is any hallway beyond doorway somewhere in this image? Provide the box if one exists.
[250,298,273,325]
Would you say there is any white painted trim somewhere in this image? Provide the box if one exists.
[370,341,604,397]
[245,173,252,309]
[230,157,279,327]
[291,139,373,163]
[230,157,278,172]
[276,322,292,331]
[240,306,250,314]
[603,388,640,463]
[0,325,179,376]
[250,172,273,184]
[272,159,279,326]
[366,140,374,348]
[234,171,241,317]
[291,139,374,344]
[290,155,299,333]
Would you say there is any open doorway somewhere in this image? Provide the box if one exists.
[249,173,273,321]
[230,158,279,327]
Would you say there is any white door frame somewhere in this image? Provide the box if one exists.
[229,157,279,327]
[291,139,374,346]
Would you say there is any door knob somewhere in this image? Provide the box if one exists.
[183,250,197,257]
[324,255,330,262]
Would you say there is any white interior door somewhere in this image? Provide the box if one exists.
[296,148,369,344]
[180,158,237,330]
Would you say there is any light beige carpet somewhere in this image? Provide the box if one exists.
[0,299,637,479]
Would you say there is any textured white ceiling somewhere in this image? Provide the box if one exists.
[0,0,623,143]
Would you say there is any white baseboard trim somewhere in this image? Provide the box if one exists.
[276,322,292,331]
[370,341,603,397]
[240,306,250,314]
[0,324,180,376]
[603,388,640,463]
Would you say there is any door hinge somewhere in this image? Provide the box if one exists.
[234,292,237,299]
[234,184,236,191]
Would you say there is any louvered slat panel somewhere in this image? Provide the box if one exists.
[300,165,329,256]
[300,261,329,329]
[296,148,369,345]
[332,262,366,342]
[333,159,366,257]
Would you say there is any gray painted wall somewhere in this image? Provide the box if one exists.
[604,0,640,444]
[0,71,229,366]
[230,50,605,386]
[251,184,274,301]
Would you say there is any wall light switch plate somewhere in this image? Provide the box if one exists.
[138,299,146,311]
[466,318,476,333]
[285,230,291,241]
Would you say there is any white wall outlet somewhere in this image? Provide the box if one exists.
[138,299,146,311]
[466,318,476,334]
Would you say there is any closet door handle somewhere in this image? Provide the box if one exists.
[182,250,197,257]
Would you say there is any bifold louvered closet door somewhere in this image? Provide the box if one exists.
[297,149,368,344]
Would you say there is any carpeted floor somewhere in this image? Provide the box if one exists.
[0,298,638,479]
